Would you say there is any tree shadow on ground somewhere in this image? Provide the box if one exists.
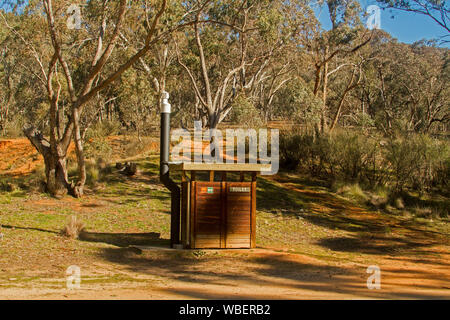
[87,168,171,208]
[400,192,449,217]
[1,224,59,234]
[317,236,438,255]
[0,224,169,248]
[257,175,447,256]
[79,231,169,247]
[94,247,447,299]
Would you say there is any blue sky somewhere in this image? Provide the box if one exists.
[317,0,449,47]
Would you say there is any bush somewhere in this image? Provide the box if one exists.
[229,95,263,128]
[385,134,449,192]
[333,182,368,203]
[68,159,111,187]
[84,136,113,160]
[83,120,121,160]
[327,131,378,183]
[279,130,306,170]
[279,130,449,194]
[61,215,85,239]
[435,158,450,195]
[280,130,379,183]
[86,164,100,186]
[85,120,122,138]
[279,130,330,175]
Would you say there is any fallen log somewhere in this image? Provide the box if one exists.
[115,162,138,176]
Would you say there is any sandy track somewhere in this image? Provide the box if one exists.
[1,248,449,300]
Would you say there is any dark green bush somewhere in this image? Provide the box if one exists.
[279,130,330,175]
[279,130,308,170]
[279,130,449,194]
[328,131,378,183]
[385,134,449,192]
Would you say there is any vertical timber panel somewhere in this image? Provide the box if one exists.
[190,181,196,249]
[251,174,257,248]
[220,181,226,248]
[194,182,222,248]
[181,181,188,247]
[186,182,191,247]
[226,182,251,248]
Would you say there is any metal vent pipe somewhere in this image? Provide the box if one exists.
[159,92,180,247]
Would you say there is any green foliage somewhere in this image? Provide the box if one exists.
[280,130,378,181]
[86,164,100,186]
[279,129,331,175]
[333,182,368,203]
[68,159,111,187]
[273,78,322,124]
[84,138,112,161]
[85,120,122,138]
[385,134,450,192]
[354,112,375,129]
[280,130,449,194]
[229,95,263,128]
[257,7,284,43]
[279,130,307,170]
[83,121,120,160]
[327,131,378,182]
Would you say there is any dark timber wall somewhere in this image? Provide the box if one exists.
[181,180,256,249]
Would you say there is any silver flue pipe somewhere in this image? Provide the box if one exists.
[159,92,180,247]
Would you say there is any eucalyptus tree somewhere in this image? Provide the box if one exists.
[305,0,372,134]
[355,37,449,134]
[243,0,318,123]
[0,0,191,197]
[175,0,309,129]
[0,26,15,136]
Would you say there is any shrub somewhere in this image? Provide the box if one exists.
[333,182,368,203]
[83,120,120,160]
[229,95,263,128]
[61,215,85,239]
[0,181,17,192]
[279,130,306,170]
[279,130,449,195]
[84,137,113,160]
[68,159,111,187]
[86,164,100,186]
[280,130,379,182]
[85,120,122,138]
[279,130,330,175]
[327,131,378,183]
[385,134,449,192]
[431,147,450,195]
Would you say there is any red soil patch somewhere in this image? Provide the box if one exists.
[0,138,78,176]
[0,136,159,177]
[0,138,44,176]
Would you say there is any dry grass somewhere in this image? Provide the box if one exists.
[61,215,85,239]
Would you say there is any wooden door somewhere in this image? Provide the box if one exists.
[225,182,252,248]
[193,182,223,248]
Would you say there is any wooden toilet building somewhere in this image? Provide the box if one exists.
[170,163,271,249]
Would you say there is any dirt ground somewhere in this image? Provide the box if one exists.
[0,137,449,300]
[1,246,449,300]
